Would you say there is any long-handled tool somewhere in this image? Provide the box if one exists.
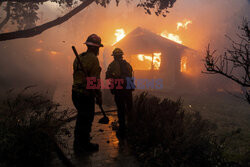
[72,46,109,124]
[98,104,109,124]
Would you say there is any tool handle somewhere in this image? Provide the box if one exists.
[72,46,87,75]
[99,104,107,117]
[72,46,107,119]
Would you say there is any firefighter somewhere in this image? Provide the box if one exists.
[72,34,103,153]
[106,48,134,137]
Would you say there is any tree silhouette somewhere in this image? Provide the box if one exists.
[204,18,250,104]
[0,0,177,41]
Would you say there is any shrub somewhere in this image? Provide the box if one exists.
[0,87,72,167]
[127,92,226,167]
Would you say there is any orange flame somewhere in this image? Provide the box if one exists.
[137,53,161,70]
[153,53,161,70]
[181,56,187,72]
[50,51,58,55]
[112,28,126,46]
[35,48,42,52]
[177,20,192,30]
[160,31,182,44]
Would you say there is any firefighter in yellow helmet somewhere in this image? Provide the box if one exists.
[106,48,134,138]
[72,34,103,153]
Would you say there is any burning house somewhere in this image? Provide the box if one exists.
[104,27,198,89]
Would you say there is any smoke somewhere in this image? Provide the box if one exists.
[63,0,250,50]
[0,0,249,93]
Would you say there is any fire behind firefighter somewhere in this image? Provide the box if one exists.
[72,34,103,153]
[106,48,134,138]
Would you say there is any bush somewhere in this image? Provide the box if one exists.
[127,92,227,167]
[0,87,72,167]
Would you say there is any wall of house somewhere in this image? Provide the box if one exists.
[124,48,183,90]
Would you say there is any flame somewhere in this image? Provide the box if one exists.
[153,53,161,70]
[35,48,42,52]
[177,20,192,30]
[181,56,187,72]
[137,53,161,70]
[50,51,58,55]
[137,54,144,61]
[161,31,182,44]
[160,20,192,44]
[112,28,126,45]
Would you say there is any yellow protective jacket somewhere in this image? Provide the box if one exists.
[72,51,101,96]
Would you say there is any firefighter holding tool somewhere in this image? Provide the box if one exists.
[72,34,103,153]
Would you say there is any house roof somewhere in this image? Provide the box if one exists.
[114,27,190,54]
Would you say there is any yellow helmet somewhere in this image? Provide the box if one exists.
[112,48,124,57]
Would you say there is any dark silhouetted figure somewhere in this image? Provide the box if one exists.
[72,34,103,153]
[106,48,134,138]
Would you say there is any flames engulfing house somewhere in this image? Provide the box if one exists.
[110,27,197,89]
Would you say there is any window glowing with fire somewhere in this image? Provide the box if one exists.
[181,56,187,72]
[131,53,161,70]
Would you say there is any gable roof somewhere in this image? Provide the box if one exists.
[114,27,190,54]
